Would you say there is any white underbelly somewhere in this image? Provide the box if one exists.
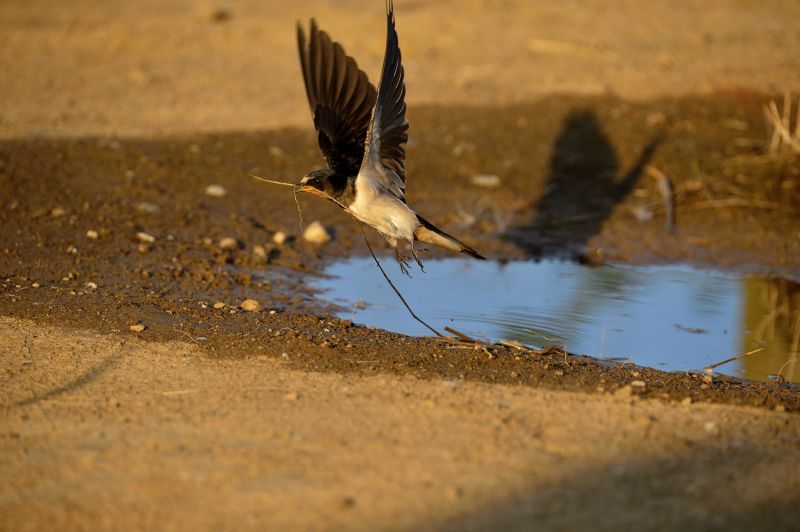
[349,184,417,244]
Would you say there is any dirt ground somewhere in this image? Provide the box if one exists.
[2,0,800,530]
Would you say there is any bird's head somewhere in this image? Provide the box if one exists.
[295,169,337,199]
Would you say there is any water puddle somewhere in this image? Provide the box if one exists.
[313,258,800,383]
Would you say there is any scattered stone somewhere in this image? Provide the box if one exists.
[129,323,146,332]
[269,309,277,315]
[213,302,225,309]
[66,245,78,254]
[136,231,156,243]
[470,174,501,188]
[701,374,713,384]
[86,230,99,239]
[337,496,356,509]
[136,201,161,214]
[137,244,151,254]
[85,282,98,290]
[211,8,231,22]
[630,380,646,388]
[205,184,227,197]
[219,237,238,250]
[284,391,299,401]
[281,352,290,360]
[51,207,67,217]
[303,221,331,244]
[253,244,267,259]
[240,299,262,312]
[272,231,288,245]
[31,282,40,288]
[446,487,464,501]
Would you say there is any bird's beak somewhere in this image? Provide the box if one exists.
[294,181,325,198]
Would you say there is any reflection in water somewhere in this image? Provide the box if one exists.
[741,279,800,382]
[314,258,800,383]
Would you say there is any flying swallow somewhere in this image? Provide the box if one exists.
[295,0,485,273]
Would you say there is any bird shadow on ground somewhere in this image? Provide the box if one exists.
[503,109,662,261]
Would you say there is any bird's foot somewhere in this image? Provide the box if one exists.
[411,247,425,273]
[395,250,412,277]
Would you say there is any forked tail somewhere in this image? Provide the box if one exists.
[414,215,486,260]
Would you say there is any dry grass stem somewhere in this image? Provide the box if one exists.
[703,347,764,372]
[763,92,800,154]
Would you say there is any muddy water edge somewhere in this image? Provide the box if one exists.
[1,93,799,409]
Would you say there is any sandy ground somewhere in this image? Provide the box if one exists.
[2,317,799,531]
[2,0,800,530]
[1,0,799,138]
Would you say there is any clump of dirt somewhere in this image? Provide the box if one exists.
[1,93,798,410]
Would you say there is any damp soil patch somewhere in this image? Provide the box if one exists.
[1,92,799,410]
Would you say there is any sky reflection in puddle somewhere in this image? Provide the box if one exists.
[313,258,800,383]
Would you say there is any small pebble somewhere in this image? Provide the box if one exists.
[31,282,40,288]
[130,324,146,332]
[86,230,99,240]
[51,207,67,217]
[269,309,277,315]
[470,174,501,188]
[219,237,238,250]
[272,231,288,245]
[303,221,331,244]
[213,302,225,309]
[253,244,267,259]
[136,231,156,243]
[630,380,646,388]
[136,202,161,214]
[85,282,97,290]
[240,299,262,312]
[205,184,227,197]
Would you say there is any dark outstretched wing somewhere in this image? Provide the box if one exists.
[297,19,377,176]
[358,0,409,202]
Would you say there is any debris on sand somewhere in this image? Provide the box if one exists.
[130,323,146,332]
[219,237,238,250]
[205,184,227,197]
[240,299,262,312]
[136,202,161,215]
[136,231,156,243]
[272,231,289,246]
[303,221,331,244]
[213,302,225,309]
[86,230,99,239]
[470,174,501,188]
